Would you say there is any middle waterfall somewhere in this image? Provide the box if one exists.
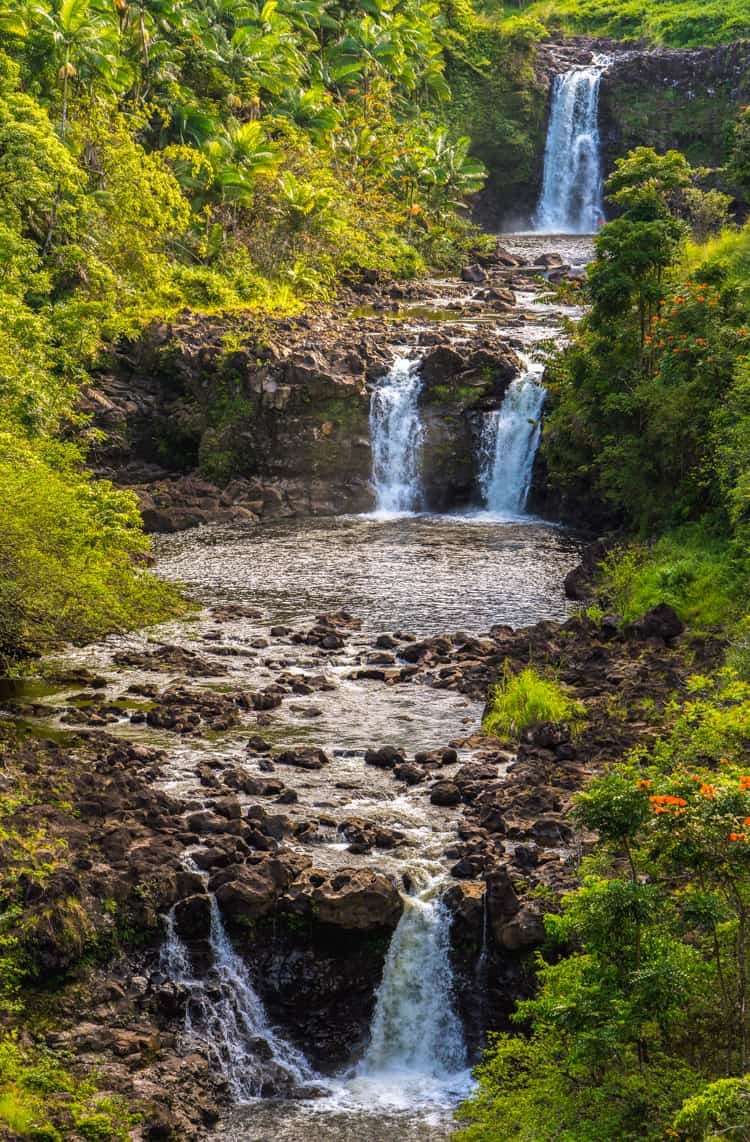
[370,355,424,513]
[478,363,546,516]
[534,58,609,234]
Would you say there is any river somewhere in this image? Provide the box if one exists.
[35,236,592,1140]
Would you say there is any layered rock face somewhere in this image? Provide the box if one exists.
[85,313,383,527]
[418,340,520,510]
[599,41,750,182]
[84,288,523,529]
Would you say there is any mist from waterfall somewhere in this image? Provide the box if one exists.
[161,899,314,1101]
[369,356,424,514]
[534,59,609,234]
[478,363,546,516]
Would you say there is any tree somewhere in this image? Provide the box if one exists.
[32,0,120,137]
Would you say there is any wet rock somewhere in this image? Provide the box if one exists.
[246,734,272,752]
[213,864,281,921]
[283,868,402,931]
[173,894,211,940]
[520,721,571,750]
[251,689,283,711]
[429,780,462,806]
[529,816,574,845]
[393,761,426,785]
[275,747,330,770]
[443,880,485,941]
[563,539,608,600]
[364,746,404,769]
[461,263,488,283]
[496,906,545,951]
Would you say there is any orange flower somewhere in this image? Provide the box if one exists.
[700,783,717,799]
[637,779,651,788]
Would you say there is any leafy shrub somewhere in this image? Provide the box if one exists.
[483,664,583,738]
[601,525,743,629]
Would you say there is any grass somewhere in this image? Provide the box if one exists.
[601,523,745,629]
[483,664,584,738]
[493,0,750,47]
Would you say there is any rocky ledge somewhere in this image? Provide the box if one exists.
[80,252,576,532]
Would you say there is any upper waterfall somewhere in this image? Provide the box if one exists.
[370,355,424,514]
[534,58,609,234]
[478,362,546,516]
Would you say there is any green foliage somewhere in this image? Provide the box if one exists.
[0,1035,137,1140]
[518,0,750,47]
[0,0,494,666]
[600,525,744,628]
[673,1075,750,1140]
[0,435,180,668]
[542,150,750,544]
[459,710,750,1140]
[482,663,583,738]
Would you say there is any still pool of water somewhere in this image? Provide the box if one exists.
[153,512,582,635]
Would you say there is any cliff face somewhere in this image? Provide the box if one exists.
[599,41,750,182]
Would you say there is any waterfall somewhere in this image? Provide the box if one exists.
[478,363,546,516]
[534,58,609,234]
[161,898,315,1101]
[370,356,424,513]
[353,876,468,1105]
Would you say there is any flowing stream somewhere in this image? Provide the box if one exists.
[534,59,609,234]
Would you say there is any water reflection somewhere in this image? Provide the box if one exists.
[154,513,582,635]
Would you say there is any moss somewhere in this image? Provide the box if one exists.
[446,24,547,222]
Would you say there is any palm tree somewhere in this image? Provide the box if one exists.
[32,0,120,137]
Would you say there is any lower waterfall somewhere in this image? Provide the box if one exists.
[352,875,469,1107]
[478,363,546,516]
[161,898,314,1101]
[369,355,424,513]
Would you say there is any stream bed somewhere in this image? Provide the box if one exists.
[42,511,582,1139]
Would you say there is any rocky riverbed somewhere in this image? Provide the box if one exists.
[0,510,724,1140]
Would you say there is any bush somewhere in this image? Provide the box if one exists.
[0,435,182,668]
[601,524,743,629]
[482,664,583,738]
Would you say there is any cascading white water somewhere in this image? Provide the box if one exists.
[478,363,546,516]
[534,58,609,234]
[370,356,424,513]
[352,875,468,1107]
[161,898,314,1101]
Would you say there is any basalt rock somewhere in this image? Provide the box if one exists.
[282,867,403,932]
